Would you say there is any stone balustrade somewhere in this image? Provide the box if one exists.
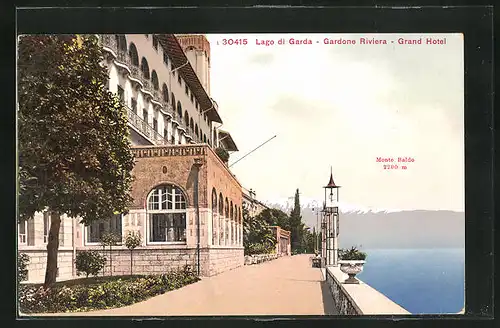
[244,253,279,265]
[325,266,411,315]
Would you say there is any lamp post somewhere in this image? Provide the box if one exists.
[323,167,341,267]
[312,206,320,254]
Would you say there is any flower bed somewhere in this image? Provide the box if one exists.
[19,266,200,314]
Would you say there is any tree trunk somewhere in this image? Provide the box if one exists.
[43,211,61,288]
[109,245,112,276]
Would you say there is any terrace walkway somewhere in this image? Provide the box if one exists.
[33,254,337,316]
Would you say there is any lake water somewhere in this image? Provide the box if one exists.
[355,248,465,314]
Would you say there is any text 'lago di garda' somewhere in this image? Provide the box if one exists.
[217,36,448,46]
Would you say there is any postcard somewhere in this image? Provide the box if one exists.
[17,32,464,316]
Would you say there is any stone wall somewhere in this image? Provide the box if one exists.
[325,267,361,315]
[77,246,243,277]
[19,248,75,283]
[208,247,244,276]
[324,266,410,315]
[85,247,201,276]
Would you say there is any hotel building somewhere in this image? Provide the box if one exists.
[18,34,247,282]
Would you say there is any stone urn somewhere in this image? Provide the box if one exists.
[338,260,366,284]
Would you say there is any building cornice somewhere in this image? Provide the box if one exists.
[156,34,222,124]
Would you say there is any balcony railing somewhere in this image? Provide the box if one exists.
[126,105,167,145]
[101,35,117,53]
[116,49,128,64]
[142,79,153,94]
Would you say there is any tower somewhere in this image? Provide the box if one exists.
[323,168,341,266]
[176,34,211,96]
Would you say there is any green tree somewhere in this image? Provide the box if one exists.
[255,208,290,230]
[289,189,305,252]
[243,207,276,255]
[18,35,134,287]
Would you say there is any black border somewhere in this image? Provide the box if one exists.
[7,4,494,327]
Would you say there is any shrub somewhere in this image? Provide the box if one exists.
[19,267,201,314]
[75,251,106,278]
[18,253,30,282]
[215,147,229,163]
[338,246,367,261]
[124,231,141,250]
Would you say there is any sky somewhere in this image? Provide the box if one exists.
[206,33,464,212]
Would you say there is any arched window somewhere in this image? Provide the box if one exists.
[230,201,234,244]
[235,206,239,245]
[151,70,159,90]
[177,101,182,119]
[129,43,139,66]
[219,192,224,244]
[147,184,187,243]
[162,84,169,102]
[212,188,218,245]
[171,93,176,112]
[140,57,150,79]
[184,111,189,128]
[116,34,127,52]
[190,118,194,131]
[195,124,199,138]
[225,198,229,245]
[203,134,207,143]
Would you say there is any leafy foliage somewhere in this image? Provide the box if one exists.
[100,231,121,247]
[18,34,135,224]
[338,246,367,261]
[19,266,200,313]
[215,147,230,163]
[124,231,142,250]
[256,208,290,230]
[75,251,106,278]
[18,34,135,286]
[289,189,306,252]
[18,253,30,282]
[243,207,276,255]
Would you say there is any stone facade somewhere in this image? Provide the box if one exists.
[17,35,248,283]
[18,213,76,283]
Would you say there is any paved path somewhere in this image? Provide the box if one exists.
[28,254,337,316]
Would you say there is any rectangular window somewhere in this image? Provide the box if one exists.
[149,213,186,242]
[86,214,122,244]
[163,128,168,139]
[18,220,27,244]
[43,211,50,243]
[153,118,158,132]
[131,98,137,111]
[117,85,125,102]
[143,109,148,123]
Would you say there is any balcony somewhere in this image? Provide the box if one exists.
[141,79,153,97]
[126,105,167,146]
[100,35,117,54]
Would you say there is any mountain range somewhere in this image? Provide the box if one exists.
[263,198,464,249]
